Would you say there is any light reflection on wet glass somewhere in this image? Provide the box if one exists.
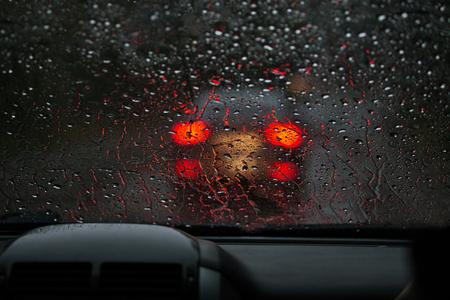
[1,0,450,229]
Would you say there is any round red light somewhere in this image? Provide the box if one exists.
[174,159,202,181]
[268,162,299,182]
[172,121,211,146]
[264,123,303,149]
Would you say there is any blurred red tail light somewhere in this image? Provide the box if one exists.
[268,162,299,181]
[172,121,211,146]
[174,159,203,181]
[263,123,303,149]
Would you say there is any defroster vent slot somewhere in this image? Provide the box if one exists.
[99,263,183,300]
[8,262,92,300]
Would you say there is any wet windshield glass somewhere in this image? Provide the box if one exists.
[1,0,450,230]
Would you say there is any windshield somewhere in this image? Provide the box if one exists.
[1,0,450,233]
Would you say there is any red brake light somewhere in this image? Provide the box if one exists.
[267,162,299,182]
[172,121,211,146]
[174,159,203,181]
[264,123,303,149]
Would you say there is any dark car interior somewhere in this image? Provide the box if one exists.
[0,224,449,300]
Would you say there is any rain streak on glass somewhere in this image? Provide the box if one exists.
[1,0,450,229]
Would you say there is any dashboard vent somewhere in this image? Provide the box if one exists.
[8,262,92,300]
[99,263,183,300]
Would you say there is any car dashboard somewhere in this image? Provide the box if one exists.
[0,224,416,300]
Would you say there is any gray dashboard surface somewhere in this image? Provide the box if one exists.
[0,228,413,300]
[218,242,412,300]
